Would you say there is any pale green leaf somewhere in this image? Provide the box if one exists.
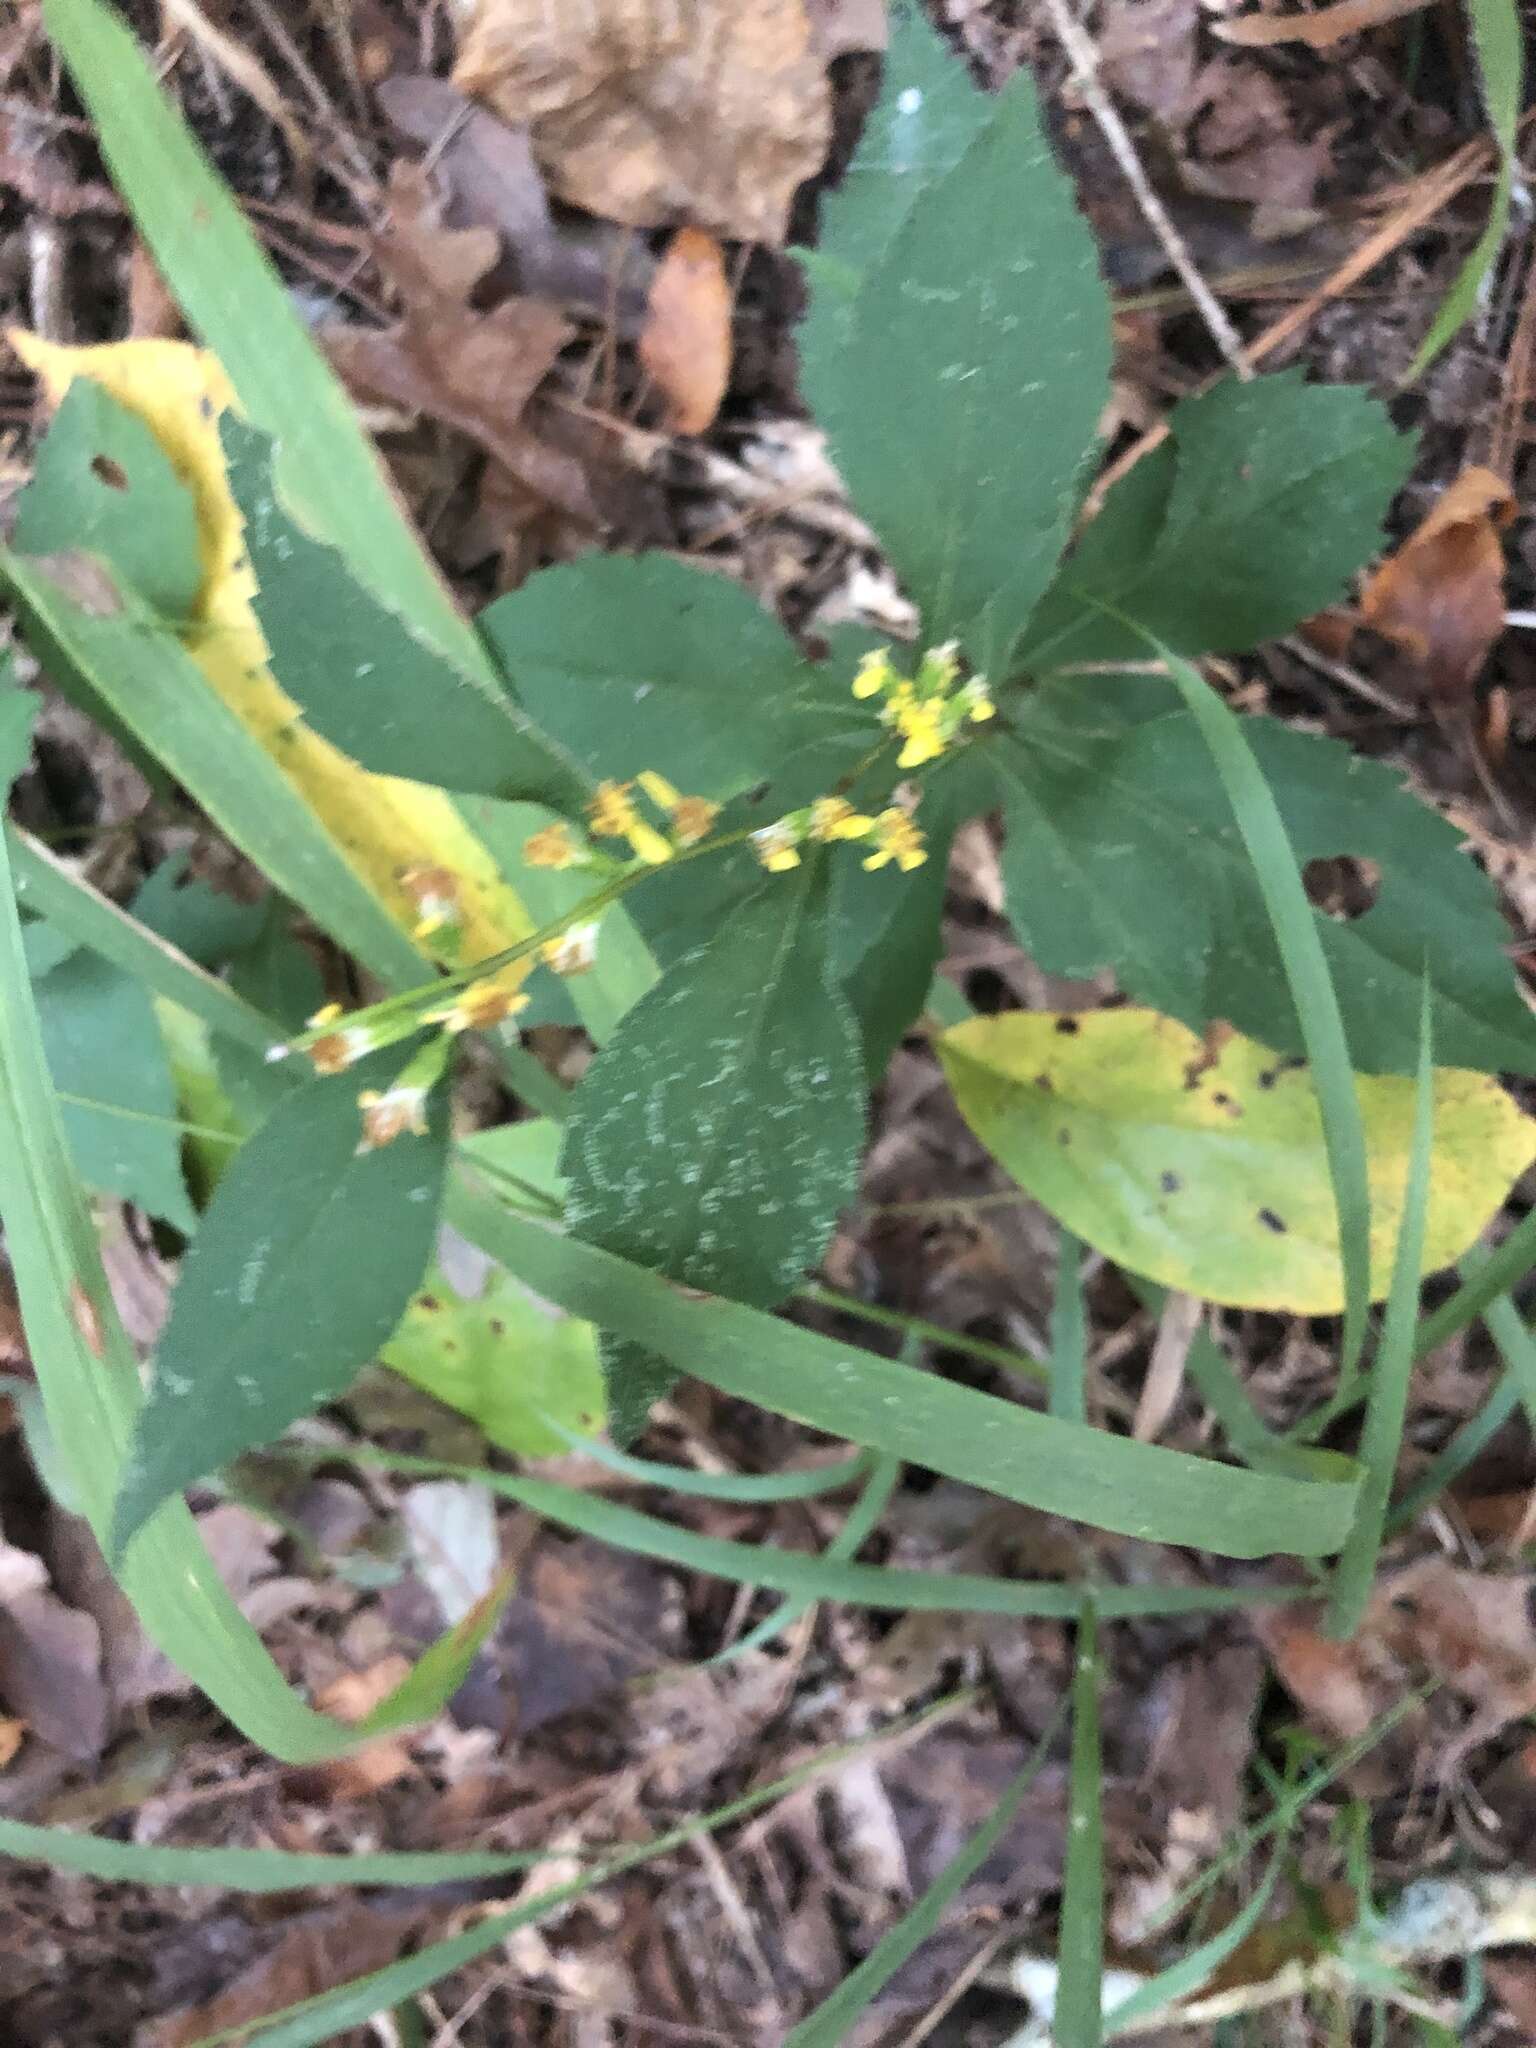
[381,1262,606,1457]
[12,376,203,620]
[939,1007,1535,1312]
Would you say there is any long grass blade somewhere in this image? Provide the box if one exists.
[1386,1364,1522,1534]
[1412,1205,1536,1358]
[450,1183,1363,1559]
[1054,1598,1104,2048]
[1326,981,1435,1636]
[784,1696,1070,2047]
[538,1421,872,1503]
[1051,1223,1087,1422]
[1138,637,1372,1383]
[308,1441,1279,1621]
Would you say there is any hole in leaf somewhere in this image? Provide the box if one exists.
[1301,854,1382,922]
[90,453,129,491]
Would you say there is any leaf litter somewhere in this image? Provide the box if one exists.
[7,0,1536,2042]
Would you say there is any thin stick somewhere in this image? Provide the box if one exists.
[1038,0,1252,378]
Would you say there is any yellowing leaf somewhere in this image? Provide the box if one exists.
[939,1008,1536,1313]
[9,332,534,989]
[381,1263,605,1456]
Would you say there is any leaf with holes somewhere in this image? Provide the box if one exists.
[802,61,1111,672]
[993,674,1536,1075]
[939,1007,1536,1312]
[1015,371,1414,672]
[113,1058,449,1554]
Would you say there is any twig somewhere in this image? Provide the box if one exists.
[1038,0,1252,378]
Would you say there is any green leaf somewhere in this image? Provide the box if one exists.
[562,867,865,1307]
[132,854,266,966]
[449,1184,1363,1559]
[993,675,1536,1075]
[1016,372,1414,672]
[12,377,203,621]
[113,1059,449,1553]
[478,555,868,807]
[222,418,579,806]
[937,1007,1533,1312]
[28,933,195,1231]
[799,3,990,384]
[381,1262,606,1457]
[804,69,1111,669]
[0,664,38,783]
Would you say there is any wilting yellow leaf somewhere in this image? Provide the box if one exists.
[10,331,534,987]
[940,1007,1536,1313]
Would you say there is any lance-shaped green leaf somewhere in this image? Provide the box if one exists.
[113,1057,449,1552]
[478,554,872,808]
[561,868,865,1429]
[1016,371,1414,673]
[222,417,582,807]
[803,68,1111,672]
[993,675,1536,1076]
[12,376,203,621]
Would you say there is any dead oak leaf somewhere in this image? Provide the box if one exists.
[452,0,832,245]
[326,164,590,523]
[1360,464,1514,704]
[639,225,733,434]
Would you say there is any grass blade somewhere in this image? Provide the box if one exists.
[308,1441,1279,1622]
[1326,981,1435,1636]
[1407,0,1523,375]
[713,1451,901,1664]
[1051,1223,1087,1422]
[1055,1599,1105,2048]
[1104,1847,1286,2032]
[1412,1205,1536,1357]
[1386,1363,1522,1534]
[450,1183,1363,1559]
[0,1816,549,1892]
[1139,638,1372,1383]
[1469,1284,1536,1440]
[540,1422,873,1502]
[784,1695,1070,2047]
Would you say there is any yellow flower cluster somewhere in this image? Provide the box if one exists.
[749,797,927,876]
[852,642,995,770]
[522,772,722,874]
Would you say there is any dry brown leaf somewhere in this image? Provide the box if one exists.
[326,164,593,523]
[1214,0,1433,48]
[639,225,733,434]
[0,1717,25,1769]
[805,0,888,59]
[452,0,832,244]
[1360,465,1515,703]
[143,1903,426,2048]
[0,1574,109,1761]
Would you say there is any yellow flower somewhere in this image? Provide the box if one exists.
[750,821,803,872]
[892,693,948,770]
[863,807,927,873]
[809,797,875,843]
[586,780,672,865]
[961,677,996,723]
[401,865,460,940]
[523,821,582,870]
[356,1081,431,1151]
[540,921,600,976]
[917,639,961,694]
[851,648,897,700]
[636,769,682,811]
[306,1002,343,1029]
[424,979,530,1034]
